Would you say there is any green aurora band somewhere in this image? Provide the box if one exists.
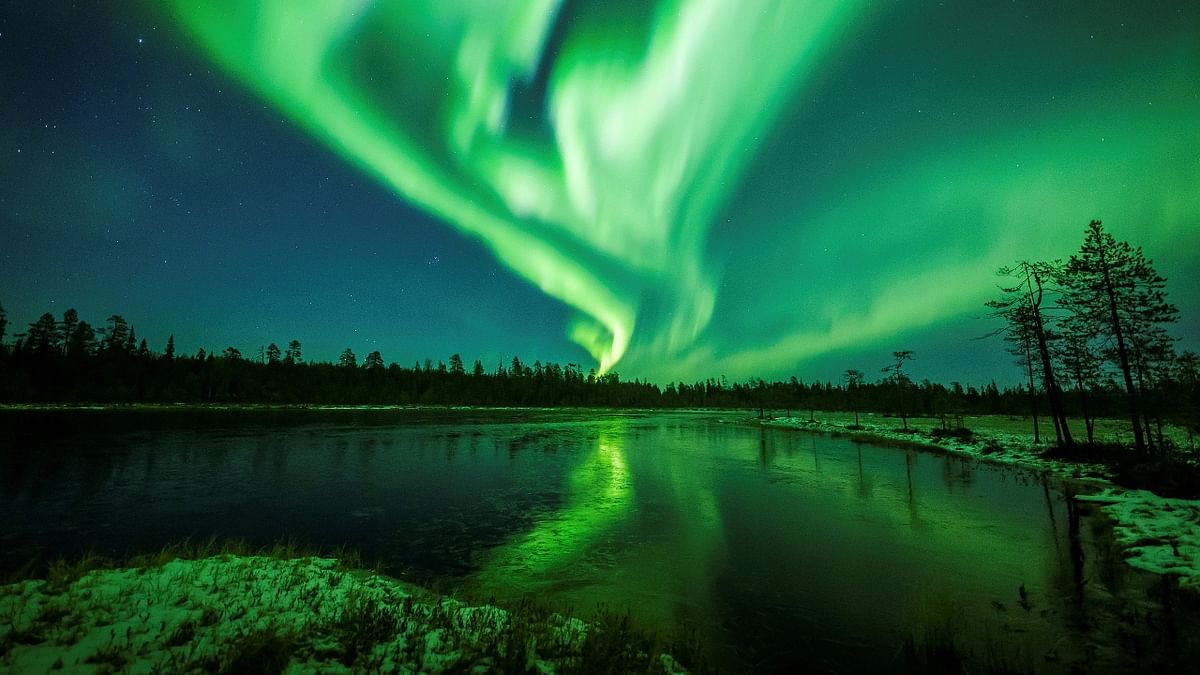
[164,0,868,373]
[164,1,1199,379]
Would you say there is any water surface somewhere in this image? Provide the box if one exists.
[1,408,1195,672]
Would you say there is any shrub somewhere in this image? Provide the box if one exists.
[930,427,975,443]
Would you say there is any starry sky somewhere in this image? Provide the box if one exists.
[2,1,1198,386]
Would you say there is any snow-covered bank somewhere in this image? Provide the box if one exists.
[760,414,1200,591]
[1077,489,1200,590]
[760,415,1112,481]
[0,555,687,673]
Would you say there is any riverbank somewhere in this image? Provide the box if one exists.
[0,554,689,673]
[759,412,1200,591]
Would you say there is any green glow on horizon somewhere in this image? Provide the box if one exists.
[624,62,1200,381]
[163,0,869,373]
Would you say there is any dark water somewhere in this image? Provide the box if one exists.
[2,408,1197,672]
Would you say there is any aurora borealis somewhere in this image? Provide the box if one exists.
[2,1,1198,383]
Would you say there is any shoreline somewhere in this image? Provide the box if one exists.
[756,413,1200,591]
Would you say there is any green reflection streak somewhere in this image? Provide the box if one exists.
[473,420,633,593]
[163,0,867,372]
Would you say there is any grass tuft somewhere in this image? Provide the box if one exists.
[45,553,112,592]
[219,625,294,675]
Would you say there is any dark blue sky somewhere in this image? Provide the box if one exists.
[1,2,579,371]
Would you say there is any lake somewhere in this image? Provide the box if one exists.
[1,408,1196,672]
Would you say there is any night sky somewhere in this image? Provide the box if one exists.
[2,1,1198,386]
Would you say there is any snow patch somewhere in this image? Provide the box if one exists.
[0,555,671,673]
[1077,489,1200,589]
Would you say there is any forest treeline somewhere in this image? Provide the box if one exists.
[0,221,1195,451]
[0,317,1042,414]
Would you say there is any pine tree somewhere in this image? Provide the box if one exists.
[59,308,79,353]
[266,342,281,365]
[26,312,61,354]
[102,315,130,353]
[285,340,302,365]
[881,350,915,431]
[165,335,176,362]
[448,353,465,375]
[1061,220,1178,453]
[67,321,97,359]
[339,348,357,368]
[842,369,864,427]
[363,350,384,370]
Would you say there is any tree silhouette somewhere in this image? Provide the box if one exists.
[363,350,384,370]
[67,321,97,359]
[165,335,176,362]
[26,313,61,355]
[59,308,79,352]
[0,294,1188,434]
[987,261,1072,448]
[285,340,302,365]
[1061,220,1178,453]
[266,342,281,365]
[103,315,129,353]
[842,369,865,426]
[882,351,915,431]
[0,301,7,346]
[339,348,357,368]
[449,353,465,375]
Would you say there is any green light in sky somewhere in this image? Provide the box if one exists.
[164,0,868,373]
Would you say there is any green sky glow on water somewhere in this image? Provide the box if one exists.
[471,420,634,594]
[161,0,1200,379]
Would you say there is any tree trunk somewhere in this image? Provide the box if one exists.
[1098,244,1146,452]
[1029,269,1073,448]
[1024,338,1041,444]
[1134,356,1156,454]
[1072,363,1094,445]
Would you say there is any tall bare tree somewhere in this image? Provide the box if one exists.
[881,351,915,431]
[987,262,1073,448]
[843,369,864,427]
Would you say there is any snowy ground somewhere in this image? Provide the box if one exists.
[0,555,687,674]
[761,412,1200,591]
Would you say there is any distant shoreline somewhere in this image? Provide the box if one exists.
[758,412,1200,591]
